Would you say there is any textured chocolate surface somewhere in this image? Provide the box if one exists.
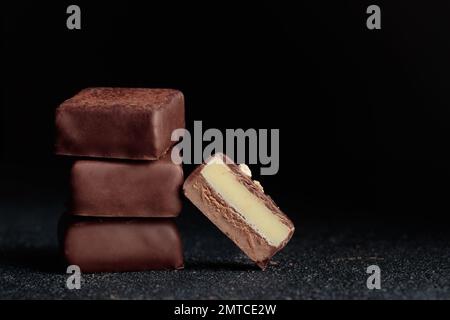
[69,152,183,217]
[183,154,294,269]
[55,88,185,160]
[59,216,184,273]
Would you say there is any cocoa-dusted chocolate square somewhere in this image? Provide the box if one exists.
[55,88,184,160]
[69,151,183,218]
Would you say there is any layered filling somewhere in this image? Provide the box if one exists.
[200,156,290,247]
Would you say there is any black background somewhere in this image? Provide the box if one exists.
[2,0,450,220]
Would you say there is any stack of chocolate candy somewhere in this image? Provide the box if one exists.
[55,88,185,272]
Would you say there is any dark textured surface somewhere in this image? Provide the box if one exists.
[0,169,449,300]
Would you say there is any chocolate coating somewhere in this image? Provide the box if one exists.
[69,152,183,217]
[55,88,185,160]
[60,216,184,272]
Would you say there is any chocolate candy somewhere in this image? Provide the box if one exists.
[60,216,184,272]
[183,153,294,270]
[69,151,183,217]
[55,88,185,160]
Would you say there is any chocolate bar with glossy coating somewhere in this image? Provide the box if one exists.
[69,151,183,217]
[55,88,184,160]
[60,216,184,272]
[183,153,295,270]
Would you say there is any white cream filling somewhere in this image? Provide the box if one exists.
[200,156,290,247]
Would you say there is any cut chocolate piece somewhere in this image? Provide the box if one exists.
[55,88,184,160]
[69,151,183,217]
[59,216,184,272]
[183,153,294,270]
